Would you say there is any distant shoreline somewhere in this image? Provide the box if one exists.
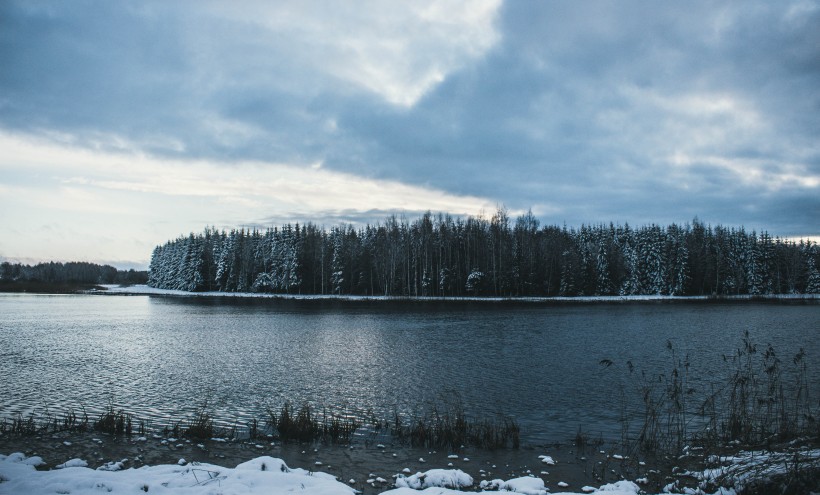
[0,281,107,294]
[76,284,820,304]
[2,282,817,302]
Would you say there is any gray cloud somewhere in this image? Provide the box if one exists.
[1,0,818,241]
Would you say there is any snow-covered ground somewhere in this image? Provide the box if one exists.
[95,284,820,302]
[0,452,736,495]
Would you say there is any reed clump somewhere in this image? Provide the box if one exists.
[183,408,214,439]
[0,414,39,436]
[94,405,135,436]
[390,401,519,450]
[58,408,90,433]
[0,408,94,436]
[1,399,519,450]
[602,332,818,455]
[265,402,360,444]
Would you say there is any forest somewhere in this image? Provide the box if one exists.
[147,210,820,297]
[0,261,148,290]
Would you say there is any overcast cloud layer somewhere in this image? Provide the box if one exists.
[1,0,818,268]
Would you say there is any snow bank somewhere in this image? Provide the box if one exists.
[384,478,641,495]
[394,468,473,489]
[55,458,88,469]
[0,453,355,495]
[480,476,549,494]
[589,481,642,493]
[0,452,756,495]
[695,448,820,493]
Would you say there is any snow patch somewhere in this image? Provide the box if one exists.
[55,458,88,469]
[394,469,473,490]
[0,453,355,495]
[480,476,548,494]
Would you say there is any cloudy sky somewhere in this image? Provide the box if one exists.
[1,1,818,269]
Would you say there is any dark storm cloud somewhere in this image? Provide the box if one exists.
[1,0,818,237]
[334,1,820,232]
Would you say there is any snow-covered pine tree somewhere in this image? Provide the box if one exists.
[147,245,163,288]
[465,268,485,295]
[746,232,764,295]
[330,226,346,295]
[807,258,820,294]
[757,232,774,294]
[595,240,613,296]
[215,230,237,291]
[282,224,302,293]
[619,226,641,295]
[559,248,580,296]
[803,242,820,294]
[666,224,690,296]
[639,225,668,295]
[180,233,205,291]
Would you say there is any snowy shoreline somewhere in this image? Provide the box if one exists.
[3,445,817,494]
[0,451,704,495]
[3,430,817,495]
[92,285,820,303]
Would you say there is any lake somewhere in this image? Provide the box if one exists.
[1,294,818,444]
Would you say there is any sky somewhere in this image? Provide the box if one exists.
[1,1,819,269]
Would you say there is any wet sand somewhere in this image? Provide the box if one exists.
[0,431,679,493]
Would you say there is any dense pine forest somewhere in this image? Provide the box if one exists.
[147,210,820,297]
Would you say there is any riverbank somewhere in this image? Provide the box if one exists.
[3,431,818,494]
[0,429,681,494]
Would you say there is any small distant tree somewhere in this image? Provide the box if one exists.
[465,269,486,295]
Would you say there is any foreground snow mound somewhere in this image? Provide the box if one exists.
[384,477,641,495]
[55,458,88,469]
[0,453,355,495]
[587,481,641,493]
[696,448,820,493]
[481,476,548,494]
[394,468,473,490]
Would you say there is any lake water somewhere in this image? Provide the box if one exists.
[1,294,818,444]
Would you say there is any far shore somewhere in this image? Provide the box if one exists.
[0,281,106,294]
[2,281,817,302]
[81,284,820,304]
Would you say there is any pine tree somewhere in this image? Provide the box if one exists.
[465,268,485,295]
[619,227,641,295]
[667,224,690,296]
[746,233,764,295]
[807,263,820,294]
[330,227,346,294]
[559,248,580,296]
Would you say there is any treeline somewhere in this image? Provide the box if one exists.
[0,261,148,287]
[148,210,820,297]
